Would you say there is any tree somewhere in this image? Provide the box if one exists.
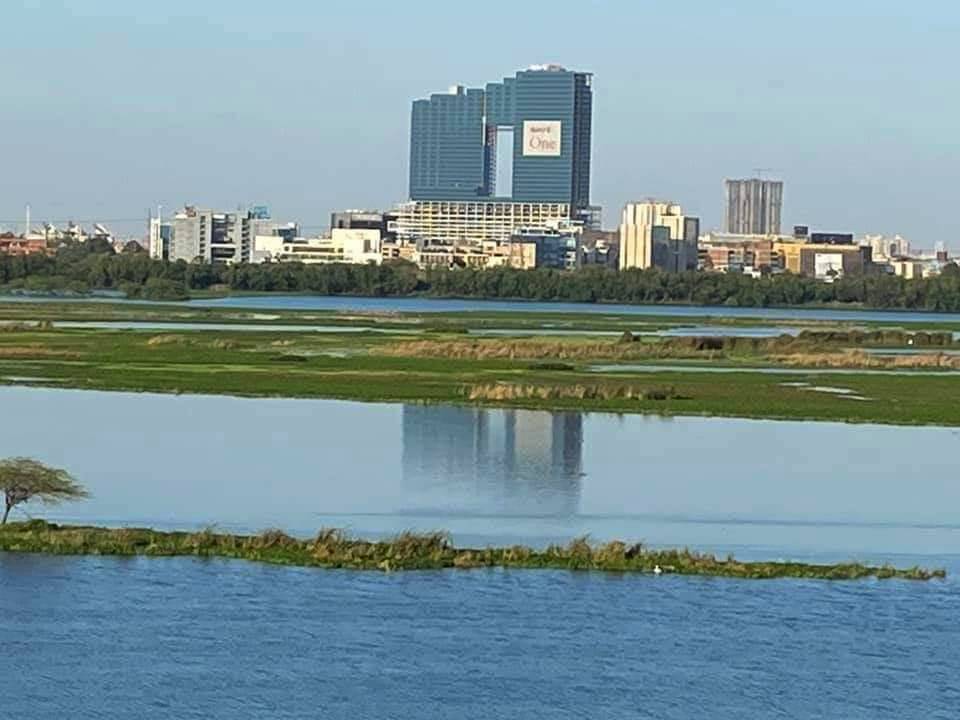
[0,458,89,525]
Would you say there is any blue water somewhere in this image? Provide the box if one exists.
[187,294,960,324]
[5,291,960,323]
[1,555,957,719]
[2,387,959,717]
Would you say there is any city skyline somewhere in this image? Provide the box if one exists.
[1,1,957,248]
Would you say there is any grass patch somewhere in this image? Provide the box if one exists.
[0,521,945,581]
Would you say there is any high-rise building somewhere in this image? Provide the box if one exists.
[509,66,593,209]
[619,201,699,272]
[724,178,783,235]
[409,86,489,201]
[408,65,593,210]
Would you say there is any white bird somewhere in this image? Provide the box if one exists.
[653,564,663,575]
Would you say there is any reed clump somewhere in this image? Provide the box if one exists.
[464,383,680,402]
[773,349,960,370]
[0,521,945,582]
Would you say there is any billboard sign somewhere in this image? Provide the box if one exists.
[814,252,844,280]
[522,121,562,157]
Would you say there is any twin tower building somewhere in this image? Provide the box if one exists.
[409,64,593,209]
[396,65,597,247]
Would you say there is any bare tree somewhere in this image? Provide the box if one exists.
[0,457,89,525]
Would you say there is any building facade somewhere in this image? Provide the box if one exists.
[619,201,699,272]
[408,65,593,210]
[509,66,592,209]
[252,228,382,265]
[167,206,289,263]
[409,86,489,201]
[509,221,582,270]
[724,178,783,235]
[391,200,571,247]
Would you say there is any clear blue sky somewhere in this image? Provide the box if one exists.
[1,0,957,248]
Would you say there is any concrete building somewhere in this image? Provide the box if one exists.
[166,206,293,264]
[252,228,382,265]
[619,201,699,272]
[862,234,911,260]
[391,200,571,247]
[724,178,783,235]
[698,232,782,274]
[509,221,582,270]
[773,240,872,280]
[0,235,50,256]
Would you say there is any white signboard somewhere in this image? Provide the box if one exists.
[522,120,562,157]
[814,252,844,280]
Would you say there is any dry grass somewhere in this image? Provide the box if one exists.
[774,350,960,370]
[146,334,190,346]
[465,382,679,402]
[0,346,78,358]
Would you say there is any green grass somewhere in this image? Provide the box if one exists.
[0,325,959,425]
[0,520,945,581]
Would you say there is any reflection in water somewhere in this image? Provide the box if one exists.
[402,405,583,517]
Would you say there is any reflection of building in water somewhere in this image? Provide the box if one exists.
[401,405,583,516]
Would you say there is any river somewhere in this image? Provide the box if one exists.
[5,291,960,323]
[1,387,958,718]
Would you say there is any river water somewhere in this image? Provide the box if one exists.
[1,387,958,718]
[5,291,960,323]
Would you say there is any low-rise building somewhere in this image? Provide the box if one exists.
[391,200,572,247]
[0,235,50,256]
[698,232,781,274]
[508,222,582,270]
[252,228,383,265]
[773,240,873,280]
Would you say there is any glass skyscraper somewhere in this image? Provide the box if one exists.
[409,86,489,201]
[408,65,593,210]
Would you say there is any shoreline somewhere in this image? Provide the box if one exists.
[0,521,946,581]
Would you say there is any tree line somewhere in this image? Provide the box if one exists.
[2,239,960,310]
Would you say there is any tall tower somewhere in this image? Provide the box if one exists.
[510,65,593,210]
[408,86,489,201]
[407,65,594,209]
[724,178,783,235]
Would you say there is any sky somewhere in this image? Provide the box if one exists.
[1,0,958,248]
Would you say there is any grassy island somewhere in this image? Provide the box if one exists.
[0,521,946,582]
[2,301,960,425]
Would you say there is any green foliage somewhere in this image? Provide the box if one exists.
[4,245,960,310]
[0,458,89,524]
[0,521,945,581]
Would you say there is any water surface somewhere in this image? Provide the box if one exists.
[2,387,959,718]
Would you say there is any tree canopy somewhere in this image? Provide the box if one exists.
[3,239,960,311]
[0,457,89,524]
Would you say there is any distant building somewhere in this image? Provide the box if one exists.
[773,240,872,280]
[409,65,593,210]
[330,210,397,245]
[252,228,382,265]
[619,201,699,272]
[580,229,619,267]
[724,178,783,235]
[167,206,294,263]
[809,232,854,245]
[0,235,50,256]
[862,234,911,260]
[698,232,781,274]
[391,200,571,247]
[509,222,582,270]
